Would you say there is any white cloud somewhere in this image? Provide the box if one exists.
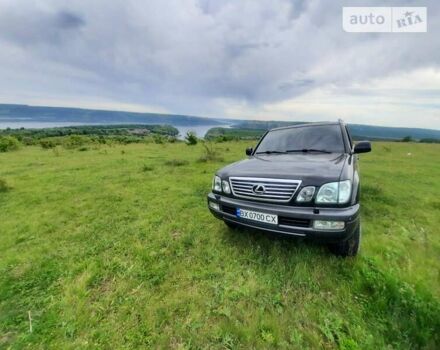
[0,0,438,128]
[220,68,440,128]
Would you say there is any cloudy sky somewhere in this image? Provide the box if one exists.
[0,0,439,128]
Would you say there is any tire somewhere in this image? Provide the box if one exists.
[328,224,361,257]
[224,221,239,230]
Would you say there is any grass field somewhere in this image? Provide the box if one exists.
[0,141,439,349]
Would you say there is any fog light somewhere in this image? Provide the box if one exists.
[209,201,220,211]
[313,220,345,230]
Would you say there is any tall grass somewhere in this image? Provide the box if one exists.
[198,142,224,162]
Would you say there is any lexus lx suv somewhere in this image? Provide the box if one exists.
[207,121,371,257]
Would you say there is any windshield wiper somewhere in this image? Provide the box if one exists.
[286,148,332,154]
[255,150,287,155]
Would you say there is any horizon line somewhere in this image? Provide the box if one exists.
[0,101,439,132]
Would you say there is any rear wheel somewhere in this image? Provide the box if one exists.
[328,224,361,257]
[224,221,239,230]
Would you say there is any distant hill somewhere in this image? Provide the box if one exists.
[229,120,440,141]
[0,104,221,126]
[1,103,439,141]
[205,127,265,140]
[347,124,440,141]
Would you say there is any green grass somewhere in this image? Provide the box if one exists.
[0,141,439,349]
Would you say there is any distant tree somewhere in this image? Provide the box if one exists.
[0,136,20,152]
[63,135,91,149]
[152,134,165,144]
[402,136,413,142]
[39,138,57,149]
[185,131,198,145]
[419,138,440,144]
[21,137,35,146]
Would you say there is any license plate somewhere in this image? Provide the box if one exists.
[236,208,278,225]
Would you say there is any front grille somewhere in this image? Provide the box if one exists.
[278,216,311,228]
[229,177,301,202]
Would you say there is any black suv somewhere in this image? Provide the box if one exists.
[207,121,371,256]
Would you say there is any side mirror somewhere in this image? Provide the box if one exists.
[353,141,371,154]
[245,147,253,156]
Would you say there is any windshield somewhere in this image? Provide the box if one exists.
[255,124,345,154]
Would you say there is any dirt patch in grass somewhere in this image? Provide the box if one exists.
[164,159,189,167]
[0,178,10,192]
[142,164,155,172]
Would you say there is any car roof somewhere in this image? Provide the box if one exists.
[269,121,342,132]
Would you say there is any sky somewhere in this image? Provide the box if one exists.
[0,0,439,129]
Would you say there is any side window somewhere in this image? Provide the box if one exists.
[345,126,353,149]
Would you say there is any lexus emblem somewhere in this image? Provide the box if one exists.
[252,184,266,194]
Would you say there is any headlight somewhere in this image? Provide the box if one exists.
[296,186,315,202]
[338,180,352,203]
[316,180,352,204]
[222,180,231,194]
[212,175,222,192]
[316,182,338,203]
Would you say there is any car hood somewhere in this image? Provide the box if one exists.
[217,153,349,186]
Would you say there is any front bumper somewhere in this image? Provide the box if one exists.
[207,192,360,242]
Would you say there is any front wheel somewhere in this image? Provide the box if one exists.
[328,224,361,257]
